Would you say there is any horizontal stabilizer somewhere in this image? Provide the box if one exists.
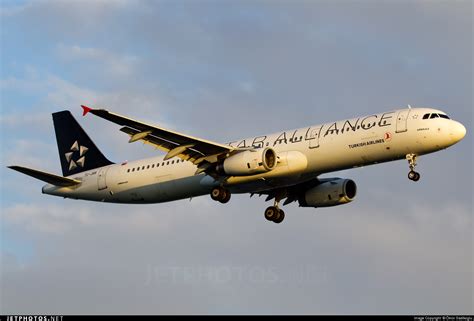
[8,166,81,187]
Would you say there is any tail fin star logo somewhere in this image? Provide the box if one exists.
[65,140,88,171]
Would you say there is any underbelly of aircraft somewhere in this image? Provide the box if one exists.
[105,172,314,204]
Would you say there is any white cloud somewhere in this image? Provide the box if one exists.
[2,202,171,234]
[1,198,471,314]
[1,66,177,121]
[0,68,182,162]
[0,113,51,131]
[1,0,134,19]
[56,44,140,77]
[3,138,57,170]
[44,74,100,107]
[3,203,87,234]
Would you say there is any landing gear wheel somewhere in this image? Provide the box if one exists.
[211,187,231,203]
[264,207,285,223]
[264,206,279,221]
[219,190,231,203]
[273,209,285,224]
[413,172,421,182]
[408,171,421,181]
[414,172,421,181]
[411,171,420,181]
[211,187,223,201]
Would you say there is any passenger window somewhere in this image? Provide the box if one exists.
[152,164,155,168]
[147,165,150,169]
[127,169,130,173]
[430,113,439,119]
[167,161,169,165]
[137,167,140,171]
[422,113,430,119]
[172,160,175,164]
[132,168,135,172]
[157,163,160,167]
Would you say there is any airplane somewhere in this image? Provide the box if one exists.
[8,105,466,224]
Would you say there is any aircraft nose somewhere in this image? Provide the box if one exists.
[450,121,466,143]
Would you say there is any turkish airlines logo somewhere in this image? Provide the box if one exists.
[384,132,393,141]
[65,140,88,171]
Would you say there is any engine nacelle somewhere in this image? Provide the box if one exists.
[217,148,277,176]
[299,178,357,208]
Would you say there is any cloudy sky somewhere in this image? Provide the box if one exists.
[1,0,472,314]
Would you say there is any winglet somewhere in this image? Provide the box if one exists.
[81,105,92,116]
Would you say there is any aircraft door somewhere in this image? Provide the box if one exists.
[395,109,411,133]
[307,126,322,149]
[97,167,109,190]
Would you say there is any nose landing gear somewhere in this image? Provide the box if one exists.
[406,154,421,182]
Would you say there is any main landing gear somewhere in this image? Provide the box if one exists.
[406,153,421,182]
[211,186,286,223]
[210,186,231,203]
[264,200,285,224]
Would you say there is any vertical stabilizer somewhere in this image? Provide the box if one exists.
[52,111,113,176]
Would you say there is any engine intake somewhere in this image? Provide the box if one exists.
[299,178,357,208]
[217,148,277,176]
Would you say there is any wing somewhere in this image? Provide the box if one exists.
[81,105,237,172]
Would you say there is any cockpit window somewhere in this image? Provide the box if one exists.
[423,113,450,120]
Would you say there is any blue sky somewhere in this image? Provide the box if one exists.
[1,0,472,314]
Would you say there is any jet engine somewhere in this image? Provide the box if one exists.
[299,178,357,207]
[217,148,277,176]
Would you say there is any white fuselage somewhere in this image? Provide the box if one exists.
[42,107,466,203]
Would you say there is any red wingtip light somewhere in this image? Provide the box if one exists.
[81,105,92,116]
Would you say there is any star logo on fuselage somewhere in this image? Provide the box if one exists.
[65,140,88,171]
